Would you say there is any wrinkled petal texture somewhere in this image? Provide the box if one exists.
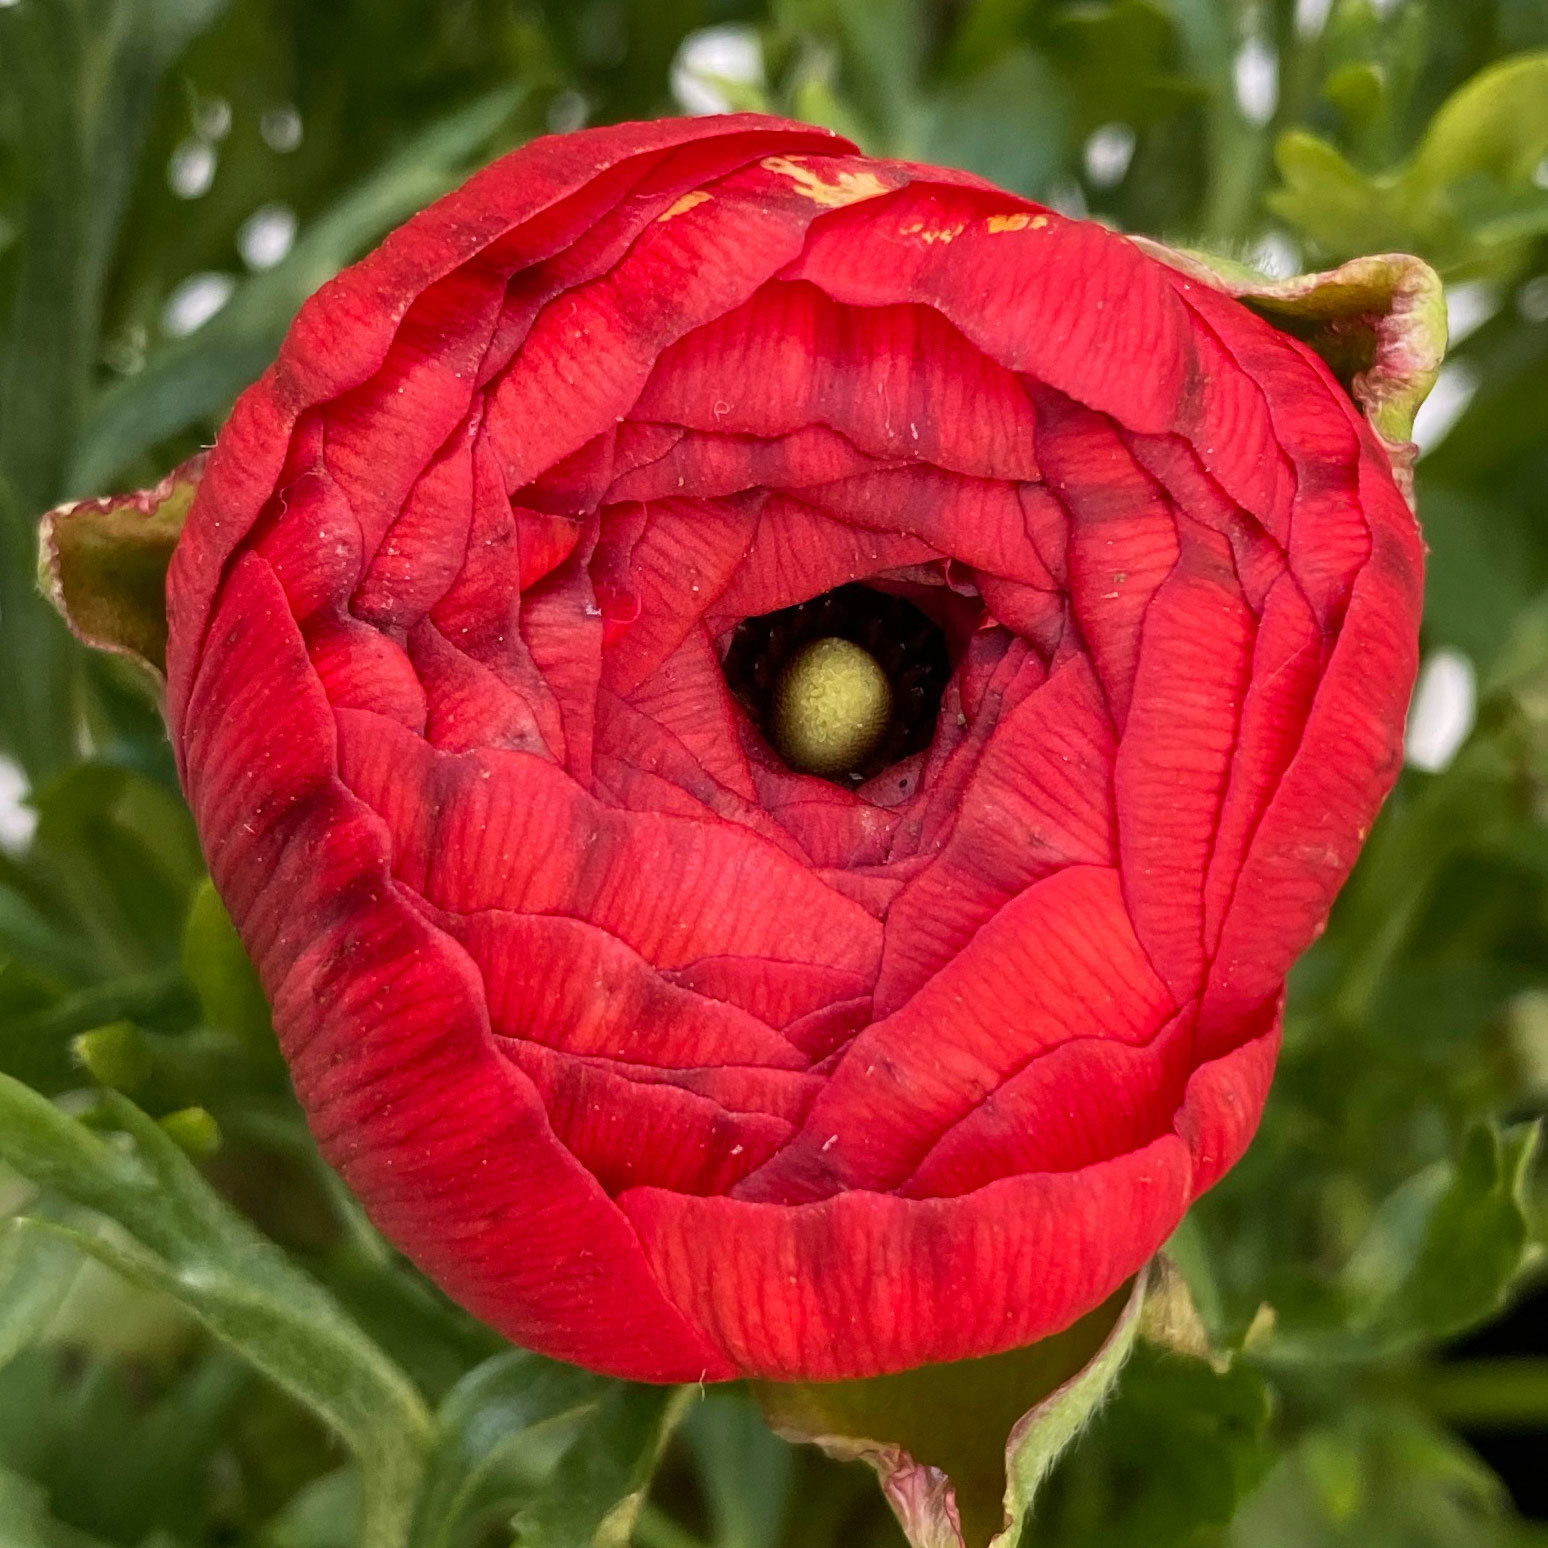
[167,115,1422,1383]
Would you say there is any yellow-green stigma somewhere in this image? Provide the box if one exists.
[772,637,893,777]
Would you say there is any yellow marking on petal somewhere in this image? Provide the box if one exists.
[773,638,892,777]
[760,156,893,209]
[987,212,1049,233]
[659,191,712,222]
[900,219,965,244]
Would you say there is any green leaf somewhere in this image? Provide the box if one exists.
[939,0,1038,82]
[1229,1405,1513,1548]
[1269,50,1548,278]
[0,1465,115,1548]
[1416,484,1548,669]
[1409,50,1548,191]
[0,0,230,779]
[1342,1122,1538,1352]
[515,1383,691,1548]
[1248,1121,1538,1366]
[2,763,202,985]
[70,87,526,495]
[0,1077,431,1548]
[0,1340,243,1542]
[0,2,268,777]
[814,0,930,156]
[0,912,78,1020]
[410,1352,610,1548]
[0,477,76,783]
[1417,1357,1548,1435]
[1315,0,1428,165]
[0,0,226,508]
[1324,61,1391,131]
[1270,128,1392,249]
[269,1470,362,1548]
[1041,1,1195,135]
[0,1216,80,1372]
[1037,1346,1275,1548]
[181,879,273,1049]
[10,1220,424,1541]
[680,1390,795,1548]
[921,46,1071,198]
[0,969,190,1094]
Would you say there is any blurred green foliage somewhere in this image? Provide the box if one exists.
[3,0,1548,1546]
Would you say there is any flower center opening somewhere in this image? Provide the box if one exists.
[722,584,953,785]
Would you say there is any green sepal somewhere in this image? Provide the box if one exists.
[1134,239,1446,477]
[36,453,204,683]
[754,1270,1148,1548]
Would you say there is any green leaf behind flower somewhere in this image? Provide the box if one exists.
[0,1078,431,1548]
[514,1384,691,1548]
[1270,50,1548,278]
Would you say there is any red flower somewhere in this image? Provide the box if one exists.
[166,114,1422,1383]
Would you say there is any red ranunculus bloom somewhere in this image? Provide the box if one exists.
[166,114,1422,1383]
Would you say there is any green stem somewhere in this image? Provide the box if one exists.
[1410,1360,1548,1430]
[1168,0,1274,247]
[0,485,81,784]
[1201,130,1274,247]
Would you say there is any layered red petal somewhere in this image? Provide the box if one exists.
[168,115,1422,1381]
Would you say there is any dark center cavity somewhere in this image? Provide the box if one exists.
[722,584,953,785]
